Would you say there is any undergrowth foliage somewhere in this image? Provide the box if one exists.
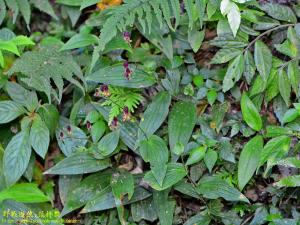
[1,0,300,225]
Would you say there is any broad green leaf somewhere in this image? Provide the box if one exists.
[207,89,217,105]
[86,64,156,88]
[275,175,300,187]
[103,36,132,53]
[60,33,99,51]
[238,135,263,190]
[0,183,49,203]
[29,115,50,159]
[4,131,32,186]
[97,131,120,157]
[56,118,87,156]
[168,101,197,151]
[172,142,185,156]
[81,186,151,213]
[138,91,171,141]
[144,163,187,191]
[188,29,205,53]
[0,40,19,55]
[222,54,244,92]
[254,41,272,81]
[44,152,110,175]
[131,198,158,222]
[259,136,291,176]
[153,190,175,225]
[186,146,206,166]
[61,172,111,216]
[0,100,26,124]
[278,69,291,106]
[111,171,134,201]
[227,3,240,37]
[288,61,300,95]
[11,35,34,46]
[276,157,300,168]
[58,174,81,206]
[282,109,299,124]
[211,48,242,64]
[16,0,31,26]
[241,93,262,131]
[204,149,218,173]
[184,212,211,225]
[196,176,249,203]
[139,135,168,186]
[261,3,296,23]
[265,126,293,138]
[6,82,38,112]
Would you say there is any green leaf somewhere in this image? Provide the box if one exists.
[144,163,187,191]
[241,93,262,131]
[38,104,59,138]
[211,48,242,64]
[172,142,185,156]
[186,146,206,166]
[111,171,134,201]
[8,46,85,103]
[278,69,291,106]
[86,64,156,88]
[11,35,35,46]
[97,130,120,157]
[29,115,50,159]
[80,0,98,10]
[0,39,19,55]
[188,29,204,53]
[183,212,211,225]
[288,61,300,95]
[139,135,169,186]
[6,82,38,112]
[4,131,32,186]
[0,100,26,124]
[60,33,99,51]
[238,135,263,190]
[61,172,111,216]
[204,149,218,173]
[227,2,240,37]
[243,50,256,84]
[31,0,58,20]
[168,101,197,151]
[16,0,31,26]
[259,136,291,170]
[44,152,110,175]
[275,175,300,187]
[196,176,249,203]
[103,36,133,54]
[91,120,106,143]
[222,54,244,92]
[207,89,217,105]
[261,3,296,23]
[138,91,171,141]
[282,109,299,124]
[153,190,176,225]
[254,40,272,81]
[131,198,158,222]
[0,183,49,203]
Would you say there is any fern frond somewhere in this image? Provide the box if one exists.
[97,0,207,51]
[101,86,143,123]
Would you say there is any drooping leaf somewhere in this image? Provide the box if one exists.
[4,131,32,186]
[97,130,120,157]
[0,183,49,203]
[238,135,263,190]
[29,114,50,158]
[254,41,272,81]
[60,33,99,51]
[241,93,262,131]
[0,101,25,124]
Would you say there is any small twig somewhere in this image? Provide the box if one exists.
[242,24,295,54]
[241,214,254,225]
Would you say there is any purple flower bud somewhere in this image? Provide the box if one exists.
[122,106,130,121]
[100,84,110,96]
[123,61,129,68]
[124,67,132,80]
[110,117,118,128]
[66,125,72,133]
[123,31,131,43]
[59,131,64,139]
[86,121,92,131]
